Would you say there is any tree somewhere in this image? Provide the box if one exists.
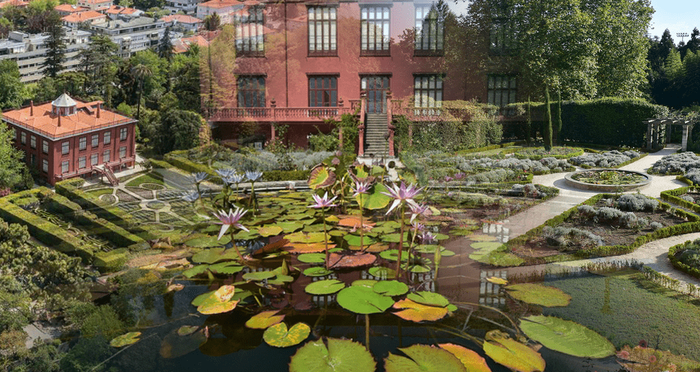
[79,35,119,100]
[42,12,66,78]
[203,13,220,31]
[149,107,201,154]
[170,46,201,112]
[131,63,152,121]
[680,28,700,59]
[158,26,173,62]
[0,122,30,191]
[0,60,27,110]
[200,24,237,112]
[544,87,552,151]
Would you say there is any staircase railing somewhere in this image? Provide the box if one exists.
[96,165,119,186]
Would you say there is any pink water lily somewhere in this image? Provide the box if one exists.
[381,181,423,215]
[420,231,437,244]
[213,207,249,240]
[309,192,338,209]
[409,203,430,223]
[352,181,372,197]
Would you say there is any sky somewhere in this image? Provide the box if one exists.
[447,0,699,43]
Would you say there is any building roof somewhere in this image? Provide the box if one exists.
[52,93,77,108]
[105,5,140,15]
[161,14,203,24]
[0,0,28,8]
[80,0,112,4]
[198,0,243,9]
[173,34,209,53]
[62,10,106,23]
[2,95,135,139]
[54,4,88,13]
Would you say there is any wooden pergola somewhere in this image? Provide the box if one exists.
[646,118,697,151]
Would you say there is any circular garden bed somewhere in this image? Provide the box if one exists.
[565,169,650,191]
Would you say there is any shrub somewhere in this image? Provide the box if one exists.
[616,194,659,212]
[262,170,311,182]
[569,150,641,168]
[650,152,700,175]
[543,226,604,251]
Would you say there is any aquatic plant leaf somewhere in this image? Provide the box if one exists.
[245,310,285,329]
[337,286,394,314]
[197,285,239,315]
[286,243,336,254]
[338,217,375,229]
[308,164,336,190]
[351,279,378,288]
[242,271,276,281]
[384,344,466,372]
[297,253,326,263]
[182,264,209,278]
[329,230,346,237]
[191,248,240,264]
[483,331,545,372]
[177,326,199,336]
[166,283,184,293]
[185,235,231,247]
[368,266,396,279]
[290,338,376,372]
[343,234,377,247]
[287,232,328,244]
[407,291,450,308]
[357,183,392,210]
[277,221,305,233]
[382,232,411,243]
[258,226,283,237]
[328,252,376,268]
[304,279,345,295]
[380,249,409,262]
[520,315,615,358]
[325,215,340,223]
[403,264,431,273]
[470,242,502,250]
[252,239,290,256]
[392,299,449,322]
[505,284,571,307]
[434,233,449,241]
[450,228,476,236]
[268,274,294,285]
[414,245,444,254]
[110,332,141,347]
[373,280,408,296]
[263,322,310,348]
[160,329,207,359]
[438,343,491,372]
[471,235,499,242]
[207,262,244,275]
[486,277,508,286]
[303,267,333,277]
[233,230,260,240]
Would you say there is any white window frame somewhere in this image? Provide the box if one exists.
[62,141,69,155]
[104,132,111,145]
[79,137,87,150]
[42,140,48,154]
[61,160,69,174]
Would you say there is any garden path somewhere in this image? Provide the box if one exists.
[501,145,700,289]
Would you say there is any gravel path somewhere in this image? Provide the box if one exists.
[501,145,700,289]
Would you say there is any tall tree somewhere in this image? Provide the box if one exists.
[79,35,119,99]
[132,63,152,121]
[158,26,173,62]
[203,13,220,31]
[0,122,30,190]
[0,60,27,110]
[42,12,66,78]
[680,28,700,59]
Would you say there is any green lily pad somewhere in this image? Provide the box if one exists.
[207,262,244,275]
[380,249,409,262]
[407,291,450,308]
[177,325,199,336]
[290,338,376,372]
[470,242,502,250]
[373,280,408,296]
[268,274,295,285]
[278,221,305,233]
[234,230,260,240]
[305,279,345,295]
[384,344,467,372]
[329,230,346,237]
[263,322,311,348]
[110,332,141,348]
[505,284,571,307]
[245,310,285,329]
[287,232,328,244]
[382,232,411,243]
[414,245,444,254]
[434,233,449,241]
[191,248,239,264]
[185,235,231,248]
[404,264,431,273]
[483,331,546,372]
[297,253,326,263]
[343,234,377,246]
[242,271,276,281]
[368,266,396,279]
[258,226,283,237]
[336,286,394,314]
[197,285,239,315]
[182,264,209,278]
[303,267,333,277]
[357,183,392,210]
[351,279,378,288]
[520,315,615,358]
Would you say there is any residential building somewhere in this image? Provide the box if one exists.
[77,0,112,11]
[196,0,244,24]
[62,10,107,28]
[89,17,167,58]
[160,14,203,33]
[0,29,91,83]
[164,0,200,15]
[172,34,208,53]
[54,4,89,16]
[104,5,144,19]
[2,93,137,185]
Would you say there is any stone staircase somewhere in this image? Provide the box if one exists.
[364,113,389,158]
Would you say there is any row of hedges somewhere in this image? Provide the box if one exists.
[55,178,156,241]
[164,152,224,185]
[505,98,669,147]
[668,240,700,279]
[262,170,311,182]
[502,193,700,263]
[660,186,700,214]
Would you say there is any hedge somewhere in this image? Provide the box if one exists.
[454,141,523,155]
[509,147,585,160]
[149,159,172,169]
[668,240,700,280]
[502,193,700,263]
[55,178,156,241]
[163,152,223,185]
[262,170,311,182]
[660,186,700,214]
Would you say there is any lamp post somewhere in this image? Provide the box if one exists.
[677,32,689,43]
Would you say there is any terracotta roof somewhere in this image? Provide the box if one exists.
[0,0,28,8]
[105,5,139,14]
[2,97,135,139]
[173,34,210,53]
[81,0,111,4]
[54,4,88,12]
[62,10,106,23]
[161,14,202,24]
[198,0,241,9]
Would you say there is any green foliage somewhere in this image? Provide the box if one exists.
[41,12,65,78]
[0,60,28,110]
[80,305,124,339]
[0,122,31,190]
[544,87,553,151]
[308,126,338,152]
[149,109,201,154]
[60,336,114,372]
[337,113,360,154]
[668,239,700,279]
[262,170,311,182]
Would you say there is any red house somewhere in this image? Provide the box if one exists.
[207,1,511,157]
[2,94,137,185]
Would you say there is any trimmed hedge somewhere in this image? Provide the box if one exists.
[262,170,311,182]
[509,147,585,160]
[668,240,700,279]
[660,186,700,214]
[454,141,523,155]
[164,152,223,185]
[503,193,700,263]
[149,159,172,169]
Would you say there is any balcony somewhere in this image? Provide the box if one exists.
[208,102,361,123]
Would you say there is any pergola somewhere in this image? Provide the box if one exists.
[646,118,696,151]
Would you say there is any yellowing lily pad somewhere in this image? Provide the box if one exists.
[483,330,546,372]
[471,235,499,242]
[384,344,467,372]
[505,284,571,307]
[486,277,508,286]
[197,285,239,315]
[286,243,336,254]
[110,332,141,347]
[392,299,449,322]
[439,343,491,372]
[287,232,328,244]
[245,310,285,329]
[263,322,310,348]
[258,226,283,237]
[290,338,376,372]
[519,315,615,358]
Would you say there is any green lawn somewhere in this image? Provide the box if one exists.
[86,188,114,198]
[543,271,700,361]
[125,173,165,187]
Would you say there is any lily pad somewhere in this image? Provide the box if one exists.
[197,285,239,315]
[190,289,252,307]
[486,277,508,286]
[337,286,394,314]
[191,248,239,264]
[357,183,392,210]
[182,264,209,278]
[519,315,615,358]
[438,344,491,372]
[258,226,283,237]
[471,235,499,242]
[305,279,345,295]
[382,232,411,243]
[407,291,450,308]
[290,338,376,372]
[373,280,408,296]
[343,234,377,247]
[368,266,396,279]
[297,253,326,263]
[185,235,231,248]
[286,243,336,254]
[483,330,546,372]
[403,264,431,273]
[470,242,502,250]
[245,310,285,329]
[380,249,409,262]
[287,232,328,244]
[242,271,276,281]
[308,164,336,190]
[177,326,199,336]
[110,332,141,347]
[351,279,378,288]
[328,252,376,268]
[277,221,305,233]
[207,262,244,275]
[385,344,467,372]
[392,299,449,322]
[303,267,333,277]
[505,284,571,307]
[263,322,311,348]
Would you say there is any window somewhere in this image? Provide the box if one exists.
[104,149,110,163]
[415,4,444,55]
[104,132,111,145]
[361,6,390,56]
[30,135,36,149]
[308,6,337,56]
[414,75,443,116]
[62,141,69,155]
[61,161,69,174]
[20,132,26,145]
[120,128,127,141]
[79,137,86,150]
[42,159,48,173]
[91,153,98,166]
[487,75,517,107]
[119,146,127,159]
[42,141,48,154]
[309,76,337,107]
[79,156,86,169]
[490,1,515,55]
[235,6,264,56]
[237,76,265,107]
[91,134,99,147]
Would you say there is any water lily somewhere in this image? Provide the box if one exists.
[181,190,200,202]
[190,172,209,184]
[216,168,236,179]
[381,181,422,215]
[419,231,437,244]
[352,181,372,197]
[411,221,425,232]
[409,203,430,223]
[245,171,263,182]
[213,207,249,240]
[352,180,373,252]
[308,192,338,209]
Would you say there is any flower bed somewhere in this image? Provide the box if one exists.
[569,150,643,168]
[512,146,584,160]
[668,239,700,279]
[565,169,650,191]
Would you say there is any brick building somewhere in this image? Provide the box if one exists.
[2,94,137,185]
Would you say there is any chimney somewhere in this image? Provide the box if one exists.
[30,100,33,116]
[58,113,61,127]
[97,103,101,118]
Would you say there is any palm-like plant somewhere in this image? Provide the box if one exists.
[132,63,152,121]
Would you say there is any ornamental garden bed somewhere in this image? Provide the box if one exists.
[565,169,651,192]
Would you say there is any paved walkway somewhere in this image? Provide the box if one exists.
[501,145,700,289]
